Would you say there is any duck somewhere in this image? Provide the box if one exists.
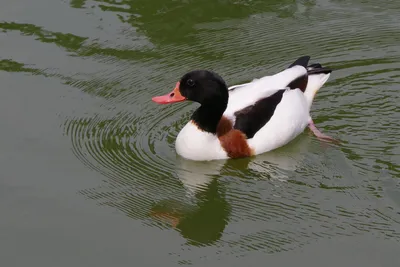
[152,56,336,161]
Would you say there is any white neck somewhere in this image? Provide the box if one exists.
[175,121,228,161]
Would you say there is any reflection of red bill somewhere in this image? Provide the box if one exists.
[152,82,186,104]
[150,211,180,228]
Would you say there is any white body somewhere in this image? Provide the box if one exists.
[176,122,228,161]
[175,65,331,161]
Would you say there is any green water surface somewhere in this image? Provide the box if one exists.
[0,0,399,266]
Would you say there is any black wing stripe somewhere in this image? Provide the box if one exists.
[287,74,308,92]
[233,89,285,139]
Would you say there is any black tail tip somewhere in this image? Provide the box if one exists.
[288,56,311,68]
[307,67,333,75]
[307,63,322,69]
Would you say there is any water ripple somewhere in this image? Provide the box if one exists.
[12,0,397,259]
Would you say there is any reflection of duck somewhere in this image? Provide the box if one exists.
[152,56,335,161]
[149,136,314,246]
[150,162,230,246]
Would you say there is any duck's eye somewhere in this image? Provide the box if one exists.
[187,79,195,87]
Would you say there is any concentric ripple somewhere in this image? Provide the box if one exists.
[64,97,194,200]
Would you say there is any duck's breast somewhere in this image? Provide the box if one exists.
[175,121,228,161]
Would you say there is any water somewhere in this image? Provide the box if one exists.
[1,0,399,266]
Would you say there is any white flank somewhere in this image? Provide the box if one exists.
[247,88,310,154]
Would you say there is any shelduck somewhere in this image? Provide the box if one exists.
[152,56,336,161]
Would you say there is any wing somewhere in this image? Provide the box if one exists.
[233,89,286,138]
[228,81,254,91]
[227,56,312,92]
[224,56,311,119]
[224,56,332,140]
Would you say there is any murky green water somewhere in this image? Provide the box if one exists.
[1,0,400,266]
